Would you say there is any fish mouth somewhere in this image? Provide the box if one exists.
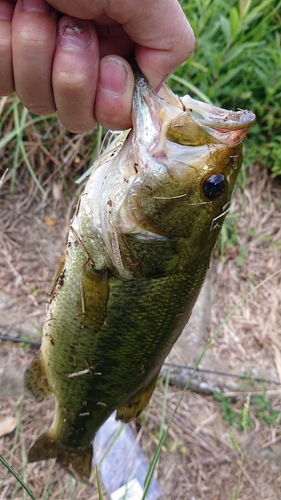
[131,77,256,184]
[159,83,256,146]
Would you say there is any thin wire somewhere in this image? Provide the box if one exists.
[0,335,41,347]
[163,362,280,386]
[1,335,279,386]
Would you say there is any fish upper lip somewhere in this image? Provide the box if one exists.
[157,81,256,132]
[180,95,256,131]
[197,111,256,131]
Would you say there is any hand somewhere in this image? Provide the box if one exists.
[0,0,195,132]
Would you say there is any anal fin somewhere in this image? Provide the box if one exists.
[24,352,53,402]
[116,374,159,423]
[28,431,58,461]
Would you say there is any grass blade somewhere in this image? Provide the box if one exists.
[0,455,36,500]
[19,140,46,196]
[169,74,213,103]
[96,467,104,500]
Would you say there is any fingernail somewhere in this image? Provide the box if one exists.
[58,19,91,50]
[22,0,52,13]
[0,2,14,20]
[99,57,128,98]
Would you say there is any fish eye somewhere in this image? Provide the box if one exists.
[203,174,226,200]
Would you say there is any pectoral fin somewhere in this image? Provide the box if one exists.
[116,374,159,423]
[81,266,109,331]
[49,251,66,297]
[24,352,53,402]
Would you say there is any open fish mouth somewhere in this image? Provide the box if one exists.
[146,81,256,150]
[158,81,256,130]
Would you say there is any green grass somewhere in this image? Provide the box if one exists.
[1,0,279,196]
[174,0,281,175]
[229,395,251,500]
[1,0,279,201]
[0,455,36,500]
[0,96,99,197]
[213,389,278,431]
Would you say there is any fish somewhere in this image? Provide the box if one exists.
[24,67,255,482]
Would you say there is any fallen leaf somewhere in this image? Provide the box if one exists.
[45,216,56,227]
[0,416,18,437]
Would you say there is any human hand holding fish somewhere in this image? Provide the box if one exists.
[0,0,195,132]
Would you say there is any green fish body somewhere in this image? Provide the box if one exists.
[25,70,255,481]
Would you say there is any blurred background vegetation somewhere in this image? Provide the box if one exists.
[174,0,281,176]
[0,0,280,195]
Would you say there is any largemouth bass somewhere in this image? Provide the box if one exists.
[25,69,255,481]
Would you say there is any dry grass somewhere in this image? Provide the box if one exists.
[142,382,281,500]
[211,165,281,383]
[1,346,281,500]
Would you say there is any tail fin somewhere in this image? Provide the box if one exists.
[28,431,93,482]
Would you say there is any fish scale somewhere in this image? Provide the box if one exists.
[24,66,255,481]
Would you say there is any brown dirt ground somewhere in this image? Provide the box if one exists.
[0,136,281,499]
[210,165,281,383]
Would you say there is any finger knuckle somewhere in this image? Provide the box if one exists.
[55,72,89,94]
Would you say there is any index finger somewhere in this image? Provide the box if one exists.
[113,0,195,88]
